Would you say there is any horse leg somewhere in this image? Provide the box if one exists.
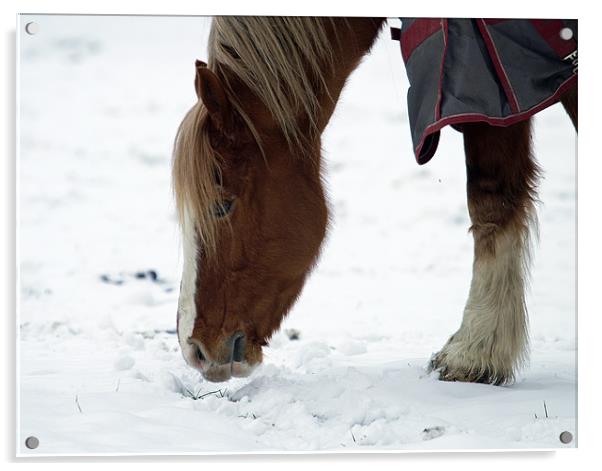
[430,119,539,385]
[560,85,578,131]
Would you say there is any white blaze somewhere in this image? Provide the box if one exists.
[177,211,199,365]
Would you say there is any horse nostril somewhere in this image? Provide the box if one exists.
[187,338,207,365]
[195,344,205,363]
[231,333,246,363]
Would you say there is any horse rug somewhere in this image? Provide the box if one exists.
[391,19,578,164]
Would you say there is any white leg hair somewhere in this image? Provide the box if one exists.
[431,220,535,385]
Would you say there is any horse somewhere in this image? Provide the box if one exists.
[172,17,577,384]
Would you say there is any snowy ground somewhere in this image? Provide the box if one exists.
[17,15,576,455]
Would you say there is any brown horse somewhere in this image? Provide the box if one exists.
[173,17,577,384]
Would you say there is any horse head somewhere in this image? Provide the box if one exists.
[173,57,328,382]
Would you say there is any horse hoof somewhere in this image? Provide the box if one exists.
[429,350,512,386]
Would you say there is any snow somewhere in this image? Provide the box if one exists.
[17,15,576,455]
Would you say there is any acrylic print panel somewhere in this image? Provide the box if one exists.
[17,14,577,455]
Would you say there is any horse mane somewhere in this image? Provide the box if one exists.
[173,17,337,255]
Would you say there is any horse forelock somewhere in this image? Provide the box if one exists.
[172,102,223,256]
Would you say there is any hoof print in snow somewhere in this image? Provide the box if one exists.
[422,426,445,441]
[135,269,158,281]
[100,274,124,285]
[285,328,301,341]
[100,269,174,292]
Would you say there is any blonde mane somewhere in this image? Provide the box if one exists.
[173,17,338,255]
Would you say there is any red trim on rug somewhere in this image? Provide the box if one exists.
[414,74,577,165]
[401,19,443,62]
[530,19,577,60]
[476,19,521,114]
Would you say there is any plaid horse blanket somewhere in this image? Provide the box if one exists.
[391,19,578,164]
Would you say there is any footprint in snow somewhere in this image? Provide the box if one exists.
[99,269,174,293]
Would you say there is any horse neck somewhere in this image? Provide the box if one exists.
[316,18,386,132]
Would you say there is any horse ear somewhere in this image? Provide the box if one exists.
[195,63,231,131]
[194,60,207,99]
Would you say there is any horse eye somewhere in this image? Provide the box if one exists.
[214,199,234,218]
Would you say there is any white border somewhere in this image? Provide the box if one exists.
[14,8,21,465]
[3,0,600,469]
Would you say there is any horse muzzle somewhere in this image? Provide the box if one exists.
[186,332,257,382]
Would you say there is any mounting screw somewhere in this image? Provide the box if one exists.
[25,436,39,449]
[25,22,40,35]
[559,27,573,41]
[559,431,573,444]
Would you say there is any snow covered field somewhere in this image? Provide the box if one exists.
[17,15,576,455]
